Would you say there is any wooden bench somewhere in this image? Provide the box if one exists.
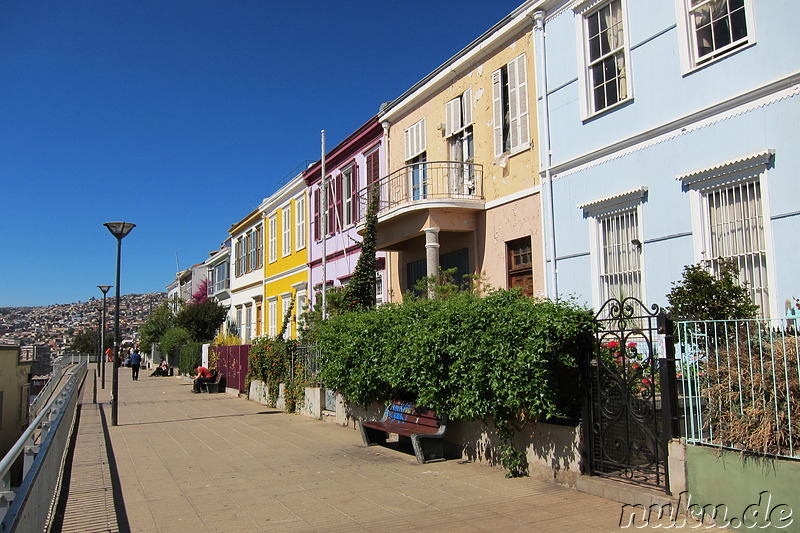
[359,401,448,463]
[203,371,225,393]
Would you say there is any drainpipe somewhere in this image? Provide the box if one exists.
[532,10,558,300]
[381,121,391,302]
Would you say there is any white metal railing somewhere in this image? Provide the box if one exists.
[678,318,800,458]
[28,356,72,420]
[1,361,87,532]
[355,161,483,222]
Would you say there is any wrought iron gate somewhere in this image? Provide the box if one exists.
[584,297,679,491]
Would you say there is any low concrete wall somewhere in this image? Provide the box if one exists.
[446,418,582,486]
[685,445,799,530]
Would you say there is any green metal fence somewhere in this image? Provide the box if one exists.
[677,318,800,458]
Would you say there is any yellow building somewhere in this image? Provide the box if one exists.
[376,3,543,298]
[261,173,309,339]
[0,345,31,461]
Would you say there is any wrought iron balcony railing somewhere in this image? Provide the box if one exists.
[356,161,483,221]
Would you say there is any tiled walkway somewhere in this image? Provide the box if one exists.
[59,366,650,532]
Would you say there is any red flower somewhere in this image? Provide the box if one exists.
[608,341,619,349]
[626,342,636,349]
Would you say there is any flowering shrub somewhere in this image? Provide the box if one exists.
[598,339,658,396]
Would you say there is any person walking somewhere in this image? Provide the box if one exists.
[130,348,142,381]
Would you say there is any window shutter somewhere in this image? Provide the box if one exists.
[492,69,503,157]
[462,87,473,127]
[404,119,426,160]
[507,60,519,151]
[351,164,359,222]
[313,189,320,241]
[405,128,412,160]
[327,179,335,235]
[514,55,529,150]
[335,173,343,232]
[445,97,460,137]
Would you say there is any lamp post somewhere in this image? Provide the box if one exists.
[104,222,135,427]
[98,285,112,390]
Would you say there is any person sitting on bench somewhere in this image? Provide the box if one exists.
[192,364,214,393]
[151,358,169,377]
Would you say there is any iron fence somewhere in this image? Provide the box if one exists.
[355,161,483,222]
[293,343,322,385]
[677,318,800,459]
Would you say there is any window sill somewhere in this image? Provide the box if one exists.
[581,97,634,123]
[681,40,755,77]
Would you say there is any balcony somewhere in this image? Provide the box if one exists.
[357,161,483,222]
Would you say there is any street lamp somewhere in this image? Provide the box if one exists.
[98,285,112,390]
[104,221,135,427]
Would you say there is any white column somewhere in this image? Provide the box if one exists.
[424,227,440,299]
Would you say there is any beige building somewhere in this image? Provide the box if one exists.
[375,2,543,299]
[0,345,32,461]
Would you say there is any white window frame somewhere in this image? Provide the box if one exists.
[575,0,633,120]
[281,293,292,340]
[580,187,647,308]
[375,272,384,306]
[295,195,306,251]
[678,150,775,317]
[342,165,354,227]
[446,88,476,197]
[249,230,257,271]
[675,0,755,73]
[282,206,291,258]
[244,305,252,342]
[268,215,277,263]
[267,297,277,337]
[492,54,530,157]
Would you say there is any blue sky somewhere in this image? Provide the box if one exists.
[0,1,524,307]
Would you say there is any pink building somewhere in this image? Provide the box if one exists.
[304,116,387,309]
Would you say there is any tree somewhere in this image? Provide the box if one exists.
[174,299,227,342]
[159,327,192,358]
[190,279,209,305]
[138,302,174,353]
[666,259,759,321]
[342,187,379,312]
[71,329,97,356]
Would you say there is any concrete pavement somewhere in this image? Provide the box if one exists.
[58,365,674,532]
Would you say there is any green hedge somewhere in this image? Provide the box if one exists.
[179,342,203,375]
[317,290,594,425]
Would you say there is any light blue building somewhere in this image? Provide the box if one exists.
[532,0,799,318]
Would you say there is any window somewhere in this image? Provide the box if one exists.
[268,215,277,263]
[282,294,292,339]
[313,188,321,242]
[446,89,475,196]
[679,150,773,317]
[295,196,306,250]
[255,225,263,269]
[282,206,291,257]
[235,238,243,277]
[366,148,380,190]
[296,291,307,331]
[341,165,358,227]
[249,230,257,271]
[580,187,647,307]
[507,237,533,297]
[244,305,252,342]
[597,208,642,304]
[680,0,753,70]
[375,272,384,305]
[327,177,336,236]
[492,54,530,156]
[268,298,277,336]
[405,119,427,201]
[236,307,243,337]
[580,0,630,116]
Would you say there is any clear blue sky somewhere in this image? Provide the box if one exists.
[0,0,524,307]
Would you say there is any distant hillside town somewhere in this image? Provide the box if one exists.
[0,292,166,374]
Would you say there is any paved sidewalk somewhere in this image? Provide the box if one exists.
[61,367,640,532]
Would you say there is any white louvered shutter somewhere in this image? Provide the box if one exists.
[513,54,529,150]
[445,97,460,137]
[462,87,473,127]
[492,69,503,157]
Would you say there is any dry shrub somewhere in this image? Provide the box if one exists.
[703,329,800,456]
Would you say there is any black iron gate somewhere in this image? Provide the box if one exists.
[583,297,679,491]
